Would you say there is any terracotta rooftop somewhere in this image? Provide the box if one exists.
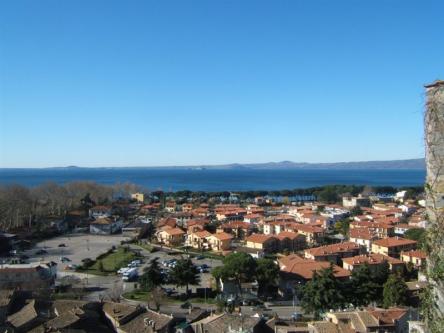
[373,237,417,248]
[246,233,276,244]
[342,253,403,266]
[305,242,361,257]
[401,249,427,259]
[210,232,233,241]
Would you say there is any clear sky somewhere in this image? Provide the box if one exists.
[1,1,443,168]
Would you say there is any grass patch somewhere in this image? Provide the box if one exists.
[123,289,149,301]
[77,247,141,276]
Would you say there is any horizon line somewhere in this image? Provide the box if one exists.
[0,157,425,170]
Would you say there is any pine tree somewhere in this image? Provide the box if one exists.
[169,258,200,296]
[140,258,163,291]
[301,265,345,319]
[383,274,408,308]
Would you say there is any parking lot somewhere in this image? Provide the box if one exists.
[20,233,130,268]
[124,245,223,295]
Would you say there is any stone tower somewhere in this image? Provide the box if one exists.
[424,80,444,331]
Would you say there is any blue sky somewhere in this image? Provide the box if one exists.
[0,1,443,168]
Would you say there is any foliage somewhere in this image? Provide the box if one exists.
[349,206,363,217]
[301,265,345,319]
[404,228,426,249]
[334,218,350,235]
[140,258,163,291]
[169,258,200,295]
[212,253,257,293]
[138,223,156,241]
[348,264,379,306]
[382,274,408,308]
[255,258,280,295]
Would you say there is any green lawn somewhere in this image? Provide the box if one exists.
[77,247,141,276]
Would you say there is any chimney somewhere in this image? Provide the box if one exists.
[424,79,444,328]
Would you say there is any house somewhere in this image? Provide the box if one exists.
[102,302,144,332]
[165,201,176,213]
[290,224,325,246]
[0,262,57,290]
[243,213,262,224]
[6,299,41,332]
[157,217,177,229]
[89,205,112,218]
[310,307,410,333]
[342,253,405,273]
[394,223,419,236]
[0,290,16,323]
[276,231,306,252]
[186,230,212,250]
[119,308,174,333]
[131,192,144,203]
[278,254,350,296]
[90,217,123,235]
[219,221,252,239]
[156,227,185,247]
[342,195,371,208]
[206,232,233,252]
[349,228,378,252]
[350,221,395,238]
[401,250,427,269]
[191,313,268,333]
[245,234,280,253]
[122,218,151,238]
[371,237,417,258]
[304,242,363,265]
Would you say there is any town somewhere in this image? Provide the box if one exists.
[0,183,428,332]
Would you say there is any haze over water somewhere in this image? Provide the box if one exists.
[0,168,425,192]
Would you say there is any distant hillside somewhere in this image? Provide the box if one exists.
[200,158,426,170]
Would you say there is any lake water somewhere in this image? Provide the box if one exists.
[0,168,426,191]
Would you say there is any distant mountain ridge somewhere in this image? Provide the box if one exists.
[199,158,425,170]
[2,158,425,170]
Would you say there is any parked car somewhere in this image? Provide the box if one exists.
[118,267,130,274]
[60,257,71,263]
[58,243,67,247]
[122,268,138,282]
[65,264,78,271]
[36,249,48,255]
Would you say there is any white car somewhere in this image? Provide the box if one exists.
[117,267,130,274]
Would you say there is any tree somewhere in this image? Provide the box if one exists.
[255,258,280,296]
[147,287,166,311]
[212,253,257,296]
[349,206,363,217]
[138,222,156,241]
[334,218,350,236]
[404,228,426,249]
[383,274,408,308]
[371,260,390,303]
[98,261,104,272]
[348,264,379,306]
[301,265,345,319]
[169,258,200,296]
[139,258,163,291]
[317,187,339,204]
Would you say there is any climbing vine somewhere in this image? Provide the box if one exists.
[422,82,444,333]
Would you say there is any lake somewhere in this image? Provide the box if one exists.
[0,168,426,192]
